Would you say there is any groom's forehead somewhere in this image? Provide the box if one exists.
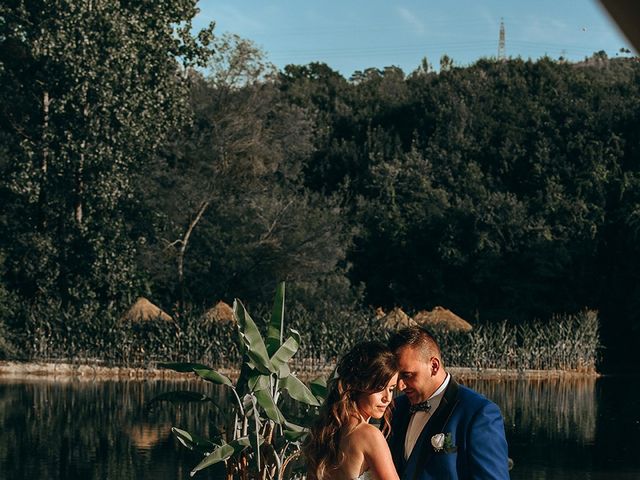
[396,346,427,367]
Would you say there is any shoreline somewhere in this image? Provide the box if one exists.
[449,366,599,380]
[0,360,599,381]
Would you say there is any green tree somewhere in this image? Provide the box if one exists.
[144,40,353,309]
[0,1,213,313]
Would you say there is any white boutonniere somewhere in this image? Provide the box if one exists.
[431,432,457,453]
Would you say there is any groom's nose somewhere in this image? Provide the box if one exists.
[397,379,407,391]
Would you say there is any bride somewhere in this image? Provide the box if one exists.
[304,341,400,480]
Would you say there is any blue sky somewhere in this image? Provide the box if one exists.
[193,0,632,76]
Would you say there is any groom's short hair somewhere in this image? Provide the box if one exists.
[388,325,442,363]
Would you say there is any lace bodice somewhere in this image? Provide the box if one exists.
[354,471,377,480]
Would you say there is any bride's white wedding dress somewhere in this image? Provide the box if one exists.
[354,471,377,480]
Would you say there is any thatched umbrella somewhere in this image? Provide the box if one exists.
[378,307,417,330]
[122,297,172,323]
[203,300,235,324]
[414,306,472,332]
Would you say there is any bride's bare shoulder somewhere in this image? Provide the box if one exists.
[349,422,387,446]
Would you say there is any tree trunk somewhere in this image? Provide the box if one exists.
[42,90,49,174]
[177,199,210,305]
[75,145,84,225]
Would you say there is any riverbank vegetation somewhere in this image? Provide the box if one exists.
[0,2,634,370]
[10,301,599,375]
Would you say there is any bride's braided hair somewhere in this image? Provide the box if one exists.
[303,341,397,480]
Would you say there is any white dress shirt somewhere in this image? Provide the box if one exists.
[404,373,451,459]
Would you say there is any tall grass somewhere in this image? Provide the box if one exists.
[17,306,241,369]
[287,309,600,373]
[12,306,600,373]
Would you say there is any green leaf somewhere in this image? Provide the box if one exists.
[189,437,253,475]
[190,443,235,475]
[270,330,300,372]
[245,349,275,375]
[193,368,233,387]
[280,375,320,406]
[248,373,271,392]
[247,395,262,472]
[278,363,291,379]
[157,362,210,373]
[309,376,328,400]
[284,420,305,432]
[234,437,252,448]
[234,299,275,374]
[266,282,285,355]
[242,393,255,415]
[284,429,308,442]
[171,427,215,451]
[147,391,219,408]
[255,388,285,424]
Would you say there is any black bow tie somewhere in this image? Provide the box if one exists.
[409,400,431,414]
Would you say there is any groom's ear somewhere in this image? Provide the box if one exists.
[430,357,440,375]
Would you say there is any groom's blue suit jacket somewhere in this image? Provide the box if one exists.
[388,378,510,480]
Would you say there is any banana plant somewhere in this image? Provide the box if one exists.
[157,282,326,479]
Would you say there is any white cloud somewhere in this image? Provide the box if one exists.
[397,6,425,35]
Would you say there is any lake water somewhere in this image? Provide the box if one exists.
[0,375,639,479]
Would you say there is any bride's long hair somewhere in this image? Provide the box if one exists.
[303,341,398,480]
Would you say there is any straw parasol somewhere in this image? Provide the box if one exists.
[377,307,417,330]
[203,300,235,324]
[414,306,472,332]
[122,297,172,323]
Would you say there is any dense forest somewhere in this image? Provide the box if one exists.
[1,2,639,371]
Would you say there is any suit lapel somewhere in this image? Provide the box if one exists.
[411,378,460,480]
[390,396,411,473]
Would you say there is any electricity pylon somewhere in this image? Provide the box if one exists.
[498,18,506,61]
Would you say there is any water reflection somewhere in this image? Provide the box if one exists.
[0,378,224,480]
[1,376,639,479]
[463,377,597,444]
[128,422,172,451]
[463,376,640,480]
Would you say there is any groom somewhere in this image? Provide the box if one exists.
[387,326,510,480]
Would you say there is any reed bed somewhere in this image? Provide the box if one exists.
[287,309,600,374]
[12,307,600,374]
[436,310,600,373]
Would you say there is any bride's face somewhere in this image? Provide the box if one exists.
[356,373,398,420]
